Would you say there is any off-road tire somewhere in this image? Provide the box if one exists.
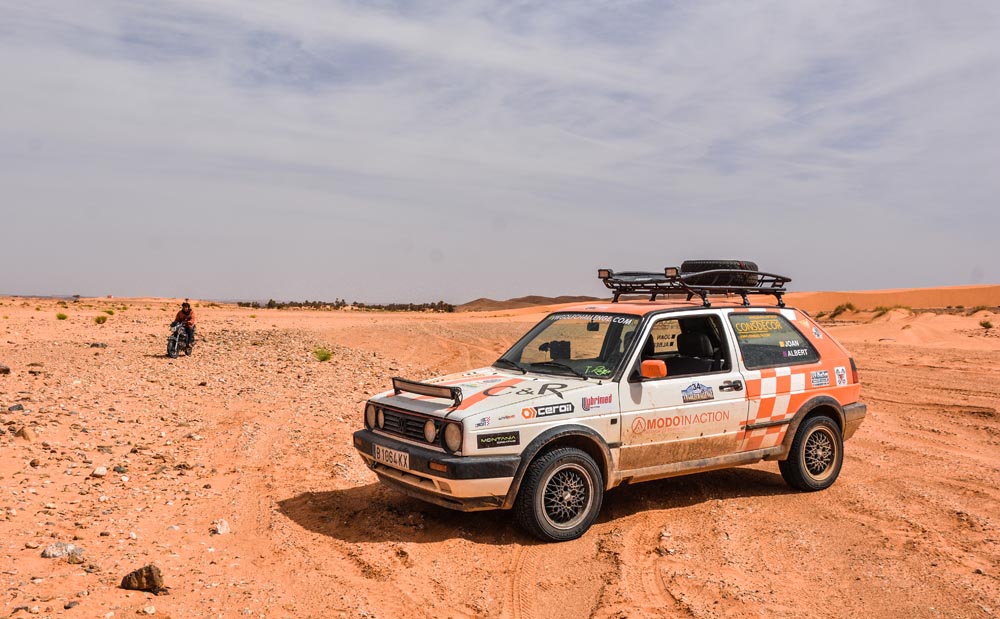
[779,415,844,491]
[680,260,759,286]
[514,447,603,542]
[167,335,180,359]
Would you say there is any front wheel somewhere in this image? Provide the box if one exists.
[514,447,603,542]
[779,415,844,491]
[167,334,180,358]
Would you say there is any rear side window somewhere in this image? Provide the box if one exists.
[728,313,819,369]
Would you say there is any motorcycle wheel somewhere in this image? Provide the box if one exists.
[167,335,179,358]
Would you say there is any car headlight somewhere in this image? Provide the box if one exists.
[377,408,385,429]
[443,422,462,453]
[365,404,377,430]
[424,420,437,443]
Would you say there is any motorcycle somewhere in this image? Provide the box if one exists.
[167,322,193,358]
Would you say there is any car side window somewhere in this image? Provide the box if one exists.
[637,314,730,378]
[728,313,819,369]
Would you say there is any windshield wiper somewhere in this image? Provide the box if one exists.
[528,361,589,380]
[493,358,527,374]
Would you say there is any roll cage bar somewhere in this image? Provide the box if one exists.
[598,267,791,307]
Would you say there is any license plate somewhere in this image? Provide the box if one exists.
[374,444,409,470]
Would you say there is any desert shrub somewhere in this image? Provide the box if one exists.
[249,314,257,318]
[104,309,115,315]
[814,311,827,319]
[981,320,993,330]
[828,303,857,319]
[313,347,332,362]
[94,315,107,325]
[873,305,911,319]
[56,313,67,320]
[968,306,989,316]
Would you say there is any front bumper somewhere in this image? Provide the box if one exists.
[353,430,520,511]
[843,402,867,440]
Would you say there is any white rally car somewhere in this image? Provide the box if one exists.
[353,263,866,541]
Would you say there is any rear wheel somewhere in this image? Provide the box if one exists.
[514,447,603,542]
[779,415,843,491]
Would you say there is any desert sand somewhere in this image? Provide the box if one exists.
[1,287,998,618]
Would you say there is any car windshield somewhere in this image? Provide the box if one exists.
[495,312,642,379]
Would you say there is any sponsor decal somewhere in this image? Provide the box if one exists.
[835,366,848,386]
[581,394,613,412]
[681,382,715,403]
[782,348,810,358]
[521,402,576,419]
[811,370,830,387]
[484,382,567,399]
[497,414,516,421]
[548,314,637,325]
[812,326,823,339]
[585,365,612,377]
[630,410,731,435]
[477,431,520,449]
[474,416,491,428]
[733,317,782,340]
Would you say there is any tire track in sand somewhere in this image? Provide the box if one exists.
[507,545,538,619]
[617,520,696,618]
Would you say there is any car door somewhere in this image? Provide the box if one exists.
[617,311,749,472]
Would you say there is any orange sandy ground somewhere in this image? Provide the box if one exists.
[1,287,998,618]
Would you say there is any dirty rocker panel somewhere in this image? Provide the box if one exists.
[614,446,784,485]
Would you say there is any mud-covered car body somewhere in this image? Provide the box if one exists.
[353,265,866,541]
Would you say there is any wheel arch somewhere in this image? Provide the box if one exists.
[771,395,845,462]
[501,425,612,509]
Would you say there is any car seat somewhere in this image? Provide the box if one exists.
[666,332,715,375]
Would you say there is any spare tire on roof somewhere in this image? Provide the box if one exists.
[680,260,759,286]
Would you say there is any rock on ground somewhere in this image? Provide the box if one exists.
[41,542,84,559]
[121,565,167,594]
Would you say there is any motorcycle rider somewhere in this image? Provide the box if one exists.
[172,301,196,352]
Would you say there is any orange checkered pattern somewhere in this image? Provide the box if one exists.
[728,307,861,451]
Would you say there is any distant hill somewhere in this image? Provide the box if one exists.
[457,295,604,312]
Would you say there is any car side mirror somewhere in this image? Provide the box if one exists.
[641,360,667,380]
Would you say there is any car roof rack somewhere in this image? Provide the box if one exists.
[597,267,792,307]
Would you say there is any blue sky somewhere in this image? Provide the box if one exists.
[2,0,998,303]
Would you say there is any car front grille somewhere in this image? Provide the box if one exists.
[381,408,435,443]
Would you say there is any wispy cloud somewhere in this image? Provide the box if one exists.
[2,0,998,300]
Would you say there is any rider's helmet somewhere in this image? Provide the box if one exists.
[181,302,191,312]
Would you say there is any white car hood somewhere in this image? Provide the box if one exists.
[368,366,597,421]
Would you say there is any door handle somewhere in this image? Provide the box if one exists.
[719,380,743,392]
